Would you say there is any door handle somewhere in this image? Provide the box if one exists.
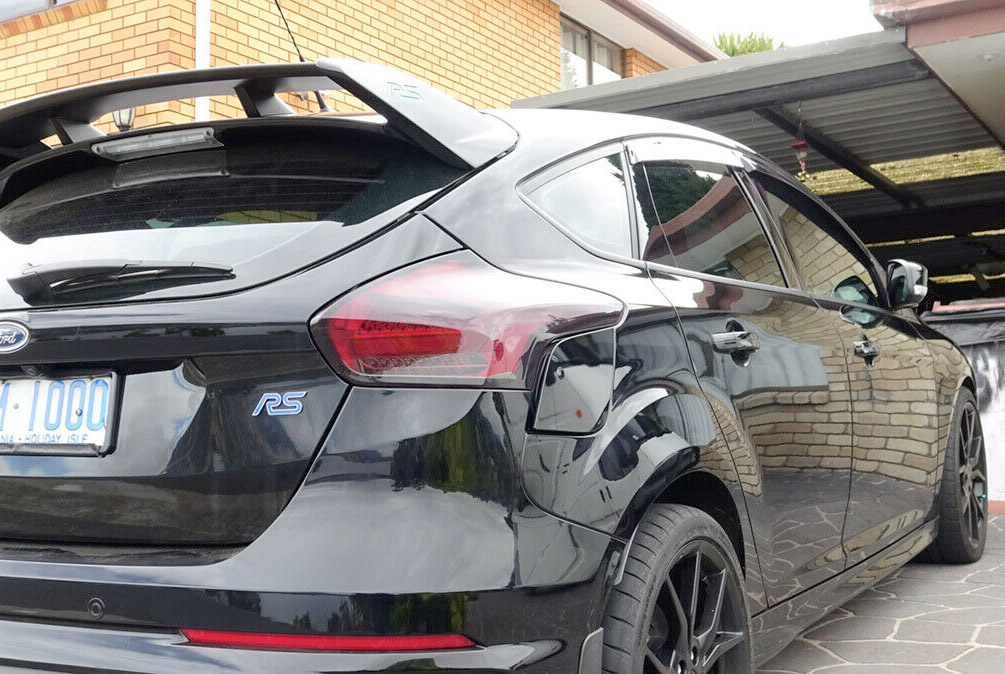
[853,339,880,363]
[712,330,760,354]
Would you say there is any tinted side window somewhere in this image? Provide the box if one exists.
[753,173,880,304]
[530,154,632,257]
[634,160,785,287]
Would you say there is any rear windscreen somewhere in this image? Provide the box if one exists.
[0,127,464,302]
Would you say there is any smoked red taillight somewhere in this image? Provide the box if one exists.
[310,252,624,388]
[181,628,475,651]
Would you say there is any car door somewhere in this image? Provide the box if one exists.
[747,168,941,565]
[626,137,855,605]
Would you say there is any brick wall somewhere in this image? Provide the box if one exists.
[1,0,566,133]
[717,207,945,495]
[1,0,678,136]
[207,0,562,119]
[0,0,196,133]
[624,47,665,77]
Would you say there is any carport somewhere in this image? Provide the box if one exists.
[515,27,1005,304]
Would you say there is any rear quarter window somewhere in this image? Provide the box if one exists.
[527,153,633,258]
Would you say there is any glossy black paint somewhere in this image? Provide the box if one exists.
[0,104,975,672]
[652,271,854,606]
[0,354,343,543]
[0,214,459,546]
[0,387,617,672]
[425,108,972,666]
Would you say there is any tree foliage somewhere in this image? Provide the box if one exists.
[714,32,784,57]
[645,166,718,221]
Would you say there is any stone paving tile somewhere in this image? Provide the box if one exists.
[895,619,975,643]
[974,624,1005,646]
[758,515,1005,673]
[803,616,897,641]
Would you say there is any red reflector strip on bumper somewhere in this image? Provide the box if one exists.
[181,629,475,652]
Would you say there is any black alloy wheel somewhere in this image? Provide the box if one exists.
[957,401,988,551]
[603,504,753,674]
[922,388,988,564]
[645,540,747,673]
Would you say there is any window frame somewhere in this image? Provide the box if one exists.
[559,15,625,89]
[518,142,640,265]
[743,161,892,310]
[624,136,796,292]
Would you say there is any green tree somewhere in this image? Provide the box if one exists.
[714,32,784,56]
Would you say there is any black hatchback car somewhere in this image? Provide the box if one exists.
[0,60,987,673]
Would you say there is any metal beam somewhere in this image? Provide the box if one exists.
[755,106,923,210]
[929,276,1005,303]
[846,199,1005,243]
[868,234,1005,276]
[635,60,931,122]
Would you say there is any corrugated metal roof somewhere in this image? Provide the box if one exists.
[516,29,1005,226]
[517,31,914,115]
[825,172,1005,218]
[695,112,843,174]
[779,78,993,165]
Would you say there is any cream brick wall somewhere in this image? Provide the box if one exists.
[624,47,664,77]
[1,0,680,137]
[0,0,196,134]
[207,0,561,119]
[717,207,944,492]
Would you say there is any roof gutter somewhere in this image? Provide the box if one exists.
[871,0,1004,28]
[599,0,725,62]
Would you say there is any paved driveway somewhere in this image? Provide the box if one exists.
[760,515,1005,673]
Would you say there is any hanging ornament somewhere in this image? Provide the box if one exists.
[791,102,810,183]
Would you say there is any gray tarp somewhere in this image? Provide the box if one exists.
[923,309,1005,501]
[924,309,1005,346]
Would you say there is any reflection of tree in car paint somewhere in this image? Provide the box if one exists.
[637,163,784,288]
[389,395,520,504]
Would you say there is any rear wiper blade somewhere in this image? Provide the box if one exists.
[7,259,234,301]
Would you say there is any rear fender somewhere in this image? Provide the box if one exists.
[522,383,766,613]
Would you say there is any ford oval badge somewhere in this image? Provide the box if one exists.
[0,321,29,354]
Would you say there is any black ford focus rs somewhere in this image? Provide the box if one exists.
[0,60,986,673]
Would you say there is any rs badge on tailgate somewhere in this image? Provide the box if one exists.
[252,391,306,417]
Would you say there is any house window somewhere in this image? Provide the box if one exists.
[560,16,624,90]
[0,0,66,23]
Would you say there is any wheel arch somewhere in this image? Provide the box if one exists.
[961,375,976,396]
[654,471,746,573]
[618,468,747,574]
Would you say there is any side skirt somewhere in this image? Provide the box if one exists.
[752,519,937,665]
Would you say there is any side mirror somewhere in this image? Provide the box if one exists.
[886,259,928,309]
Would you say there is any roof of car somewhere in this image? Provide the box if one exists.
[488,107,755,156]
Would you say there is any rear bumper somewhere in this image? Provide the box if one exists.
[0,569,604,672]
[0,387,618,672]
[0,618,574,673]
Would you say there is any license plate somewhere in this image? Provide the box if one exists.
[0,374,116,456]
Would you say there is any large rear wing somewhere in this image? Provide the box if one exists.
[0,58,517,169]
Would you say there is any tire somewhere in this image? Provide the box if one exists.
[603,504,753,674]
[920,388,988,564]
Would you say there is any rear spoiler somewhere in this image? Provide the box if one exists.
[0,58,517,169]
